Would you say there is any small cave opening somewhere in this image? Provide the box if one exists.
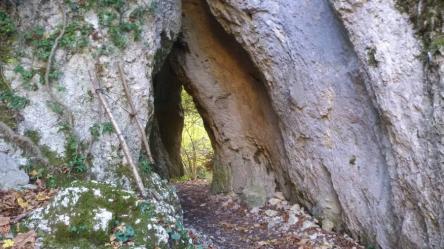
[150,53,214,183]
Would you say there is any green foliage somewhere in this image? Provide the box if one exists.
[109,25,128,49]
[430,35,444,54]
[24,26,45,41]
[89,122,114,138]
[94,0,150,49]
[99,0,125,9]
[139,157,152,174]
[129,3,157,21]
[98,10,117,27]
[0,11,16,36]
[24,130,41,144]
[68,224,88,235]
[14,65,37,90]
[59,21,93,51]
[46,175,57,188]
[396,0,444,56]
[0,90,29,110]
[30,35,55,61]
[180,90,213,180]
[138,201,155,216]
[167,221,197,248]
[47,101,64,115]
[48,69,63,81]
[66,135,87,174]
[26,21,92,61]
[119,22,142,41]
[113,224,135,243]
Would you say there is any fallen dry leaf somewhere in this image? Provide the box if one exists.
[13,230,36,249]
[16,198,29,210]
[35,192,50,202]
[0,217,10,227]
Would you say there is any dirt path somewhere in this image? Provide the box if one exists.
[176,180,363,249]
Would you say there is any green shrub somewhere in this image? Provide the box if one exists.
[0,11,15,36]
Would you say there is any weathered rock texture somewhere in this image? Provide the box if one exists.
[0,0,181,185]
[1,0,443,248]
[0,0,188,247]
[170,0,287,207]
[167,0,443,248]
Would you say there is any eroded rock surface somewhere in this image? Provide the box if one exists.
[1,0,181,185]
[0,152,29,190]
[170,0,443,248]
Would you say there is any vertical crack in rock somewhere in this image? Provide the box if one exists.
[151,58,185,179]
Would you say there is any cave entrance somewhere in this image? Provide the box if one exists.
[150,55,213,182]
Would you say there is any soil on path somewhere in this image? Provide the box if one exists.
[176,180,363,249]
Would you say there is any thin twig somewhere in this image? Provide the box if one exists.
[89,70,148,198]
[117,62,155,164]
[11,212,31,224]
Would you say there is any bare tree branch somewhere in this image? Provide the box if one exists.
[117,62,154,164]
[89,70,148,198]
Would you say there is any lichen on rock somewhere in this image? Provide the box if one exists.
[25,180,194,249]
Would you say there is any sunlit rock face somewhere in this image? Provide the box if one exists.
[169,0,443,248]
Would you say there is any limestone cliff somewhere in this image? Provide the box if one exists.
[1,0,443,248]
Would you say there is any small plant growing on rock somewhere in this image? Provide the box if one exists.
[0,11,15,36]
[0,90,29,110]
[90,122,114,138]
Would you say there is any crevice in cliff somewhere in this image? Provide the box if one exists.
[150,52,215,182]
[150,56,185,179]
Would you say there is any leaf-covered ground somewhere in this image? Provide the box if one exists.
[177,180,363,249]
[0,186,56,249]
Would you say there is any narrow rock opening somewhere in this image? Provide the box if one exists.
[152,0,291,209]
[150,57,185,179]
[150,52,215,182]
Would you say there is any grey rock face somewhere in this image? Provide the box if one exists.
[0,152,29,190]
[1,0,181,185]
[200,0,443,248]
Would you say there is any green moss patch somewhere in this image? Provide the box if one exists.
[24,181,196,248]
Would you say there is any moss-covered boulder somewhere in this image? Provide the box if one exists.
[24,180,195,249]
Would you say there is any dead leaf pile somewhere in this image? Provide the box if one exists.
[0,230,36,249]
[0,189,55,218]
[0,188,55,249]
[176,180,363,249]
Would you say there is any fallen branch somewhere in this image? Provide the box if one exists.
[89,70,148,198]
[117,62,154,164]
